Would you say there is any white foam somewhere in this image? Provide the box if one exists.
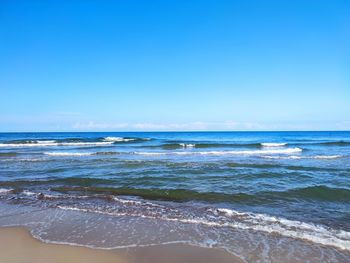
[261,143,287,147]
[36,140,56,144]
[262,155,302,160]
[0,188,13,194]
[112,196,163,207]
[22,190,38,196]
[313,155,341,159]
[136,148,302,156]
[112,196,143,205]
[179,143,195,148]
[60,142,114,146]
[262,155,341,160]
[0,141,114,147]
[0,142,57,147]
[56,205,350,251]
[214,207,350,251]
[104,137,136,142]
[44,152,93,156]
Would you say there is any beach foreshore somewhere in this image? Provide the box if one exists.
[0,226,244,263]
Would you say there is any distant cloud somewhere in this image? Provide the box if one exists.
[70,119,350,131]
[132,122,208,130]
[71,120,278,131]
[72,121,129,130]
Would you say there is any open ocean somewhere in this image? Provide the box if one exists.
[0,131,349,262]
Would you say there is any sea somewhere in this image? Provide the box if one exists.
[0,131,349,262]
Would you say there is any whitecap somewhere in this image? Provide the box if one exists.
[262,155,341,160]
[135,148,302,156]
[22,190,38,196]
[0,141,114,147]
[313,155,342,159]
[261,143,287,147]
[0,188,13,194]
[44,152,93,156]
[179,143,195,148]
[104,137,136,142]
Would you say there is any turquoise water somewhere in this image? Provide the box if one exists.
[0,132,349,262]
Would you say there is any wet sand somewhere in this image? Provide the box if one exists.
[0,227,244,263]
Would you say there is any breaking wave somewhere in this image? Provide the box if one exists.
[135,148,302,156]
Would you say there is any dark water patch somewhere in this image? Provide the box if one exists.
[56,177,116,186]
[51,185,350,204]
[294,141,350,147]
[284,185,350,202]
[320,141,350,146]
[0,152,19,157]
[94,151,120,155]
[51,186,252,203]
[0,180,49,188]
[153,142,263,149]
[225,162,345,172]
[0,177,116,189]
[315,141,350,146]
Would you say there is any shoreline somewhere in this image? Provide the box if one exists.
[0,226,245,263]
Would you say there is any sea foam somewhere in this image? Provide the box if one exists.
[44,152,94,156]
[0,188,13,194]
[261,143,287,147]
[55,204,350,251]
[136,148,302,156]
[0,141,114,147]
[103,137,136,142]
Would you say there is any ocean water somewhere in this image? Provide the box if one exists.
[0,131,349,262]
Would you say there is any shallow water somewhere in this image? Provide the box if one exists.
[0,132,349,262]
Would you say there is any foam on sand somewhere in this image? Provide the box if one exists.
[56,204,350,252]
[0,227,243,263]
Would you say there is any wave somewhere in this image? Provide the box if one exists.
[261,143,287,147]
[0,141,114,147]
[313,155,342,159]
[0,152,19,157]
[55,204,350,252]
[162,142,264,149]
[0,188,13,194]
[225,162,344,172]
[284,185,350,202]
[314,141,350,146]
[44,151,121,156]
[44,152,94,156]
[212,208,350,251]
[51,184,350,203]
[94,151,119,155]
[103,136,150,142]
[135,147,302,156]
[179,143,195,148]
[262,155,342,160]
[0,136,150,147]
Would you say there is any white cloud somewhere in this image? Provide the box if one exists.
[70,120,350,131]
[71,120,264,131]
[72,121,129,130]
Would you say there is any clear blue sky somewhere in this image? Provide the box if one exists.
[0,0,349,131]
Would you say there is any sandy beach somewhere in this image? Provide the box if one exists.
[0,227,244,263]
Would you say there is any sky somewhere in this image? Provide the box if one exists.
[0,0,349,131]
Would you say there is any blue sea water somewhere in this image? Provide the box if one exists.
[0,131,349,262]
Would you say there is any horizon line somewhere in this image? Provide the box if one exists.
[0,130,349,133]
